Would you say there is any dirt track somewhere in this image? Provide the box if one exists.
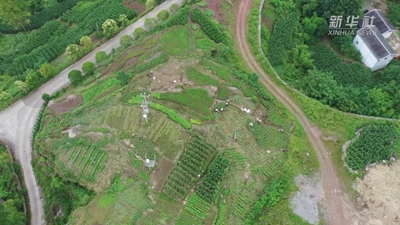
[235,0,357,224]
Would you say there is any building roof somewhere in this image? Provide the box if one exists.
[363,9,397,34]
[358,26,398,59]
[145,159,156,168]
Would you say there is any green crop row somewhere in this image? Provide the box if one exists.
[191,8,226,43]
[196,153,230,203]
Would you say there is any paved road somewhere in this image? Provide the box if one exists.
[236,0,357,224]
[0,0,183,224]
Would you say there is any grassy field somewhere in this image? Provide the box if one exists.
[33,7,319,224]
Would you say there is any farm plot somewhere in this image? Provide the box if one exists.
[249,122,289,151]
[250,151,287,179]
[230,192,257,222]
[56,142,107,181]
[155,88,214,115]
[196,153,230,203]
[103,105,189,160]
[176,194,211,224]
[163,135,216,200]
[267,108,292,131]
[185,67,219,86]
[69,177,152,225]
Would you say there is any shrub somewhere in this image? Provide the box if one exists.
[82,61,95,76]
[133,27,145,38]
[14,80,29,94]
[102,19,119,38]
[0,91,12,107]
[39,63,56,78]
[80,36,94,52]
[144,18,157,30]
[68,70,83,85]
[157,10,170,21]
[42,93,51,103]
[170,3,180,13]
[95,51,108,64]
[120,35,134,48]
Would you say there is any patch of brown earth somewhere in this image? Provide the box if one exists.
[354,162,400,225]
[123,0,146,14]
[48,95,83,116]
[150,158,175,191]
[208,0,223,22]
[149,58,190,92]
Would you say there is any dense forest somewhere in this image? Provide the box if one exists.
[263,0,400,118]
[0,145,26,225]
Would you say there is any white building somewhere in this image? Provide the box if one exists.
[353,9,399,71]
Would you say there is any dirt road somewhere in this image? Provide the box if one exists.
[0,1,183,224]
[236,0,357,224]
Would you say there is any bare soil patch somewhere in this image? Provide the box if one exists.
[354,162,400,225]
[208,0,223,22]
[148,57,191,91]
[150,158,175,191]
[123,0,146,14]
[48,95,83,116]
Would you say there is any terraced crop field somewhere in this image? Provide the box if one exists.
[56,143,107,181]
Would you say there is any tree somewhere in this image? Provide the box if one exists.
[0,199,25,225]
[170,4,180,13]
[133,27,145,38]
[39,63,55,78]
[65,44,83,60]
[388,4,400,27]
[0,91,12,108]
[68,70,83,85]
[0,0,31,30]
[288,45,314,73]
[102,19,119,38]
[157,10,169,21]
[300,69,344,107]
[79,36,93,52]
[95,51,108,64]
[366,88,394,117]
[316,0,362,20]
[120,35,133,47]
[144,18,157,30]
[302,13,327,40]
[82,62,95,76]
[14,81,29,94]
[145,0,156,10]
[25,69,41,89]
[117,72,128,84]
[118,14,129,27]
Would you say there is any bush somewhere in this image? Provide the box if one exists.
[133,27,145,38]
[170,3,180,13]
[82,61,95,76]
[120,35,134,48]
[42,93,51,103]
[102,19,119,38]
[144,18,157,30]
[158,6,189,28]
[39,63,56,78]
[68,70,83,85]
[157,10,170,21]
[95,51,108,64]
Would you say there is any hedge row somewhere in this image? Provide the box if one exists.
[191,8,226,43]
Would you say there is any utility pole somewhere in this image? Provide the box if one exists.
[141,93,150,122]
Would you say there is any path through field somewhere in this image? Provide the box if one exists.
[0,0,183,224]
[235,0,357,224]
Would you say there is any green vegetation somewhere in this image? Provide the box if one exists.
[95,51,108,64]
[68,70,83,85]
[163,135,215,200]
[184,194,211,220]
[191,8,226,43]
[245,176,289,224]
[196,153,230,203]
[0,145,27,225]
[345,123,399,172]
[156,88,214,115]
[185,67,219,85]
[82,62,95,76]
[149,103,192,129]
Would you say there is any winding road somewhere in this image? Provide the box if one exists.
[0,0,183,224]
[236,0,357,224]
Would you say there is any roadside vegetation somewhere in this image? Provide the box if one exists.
[0,0,156,111]
[0,144,27,225]
[31,2,320,224]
